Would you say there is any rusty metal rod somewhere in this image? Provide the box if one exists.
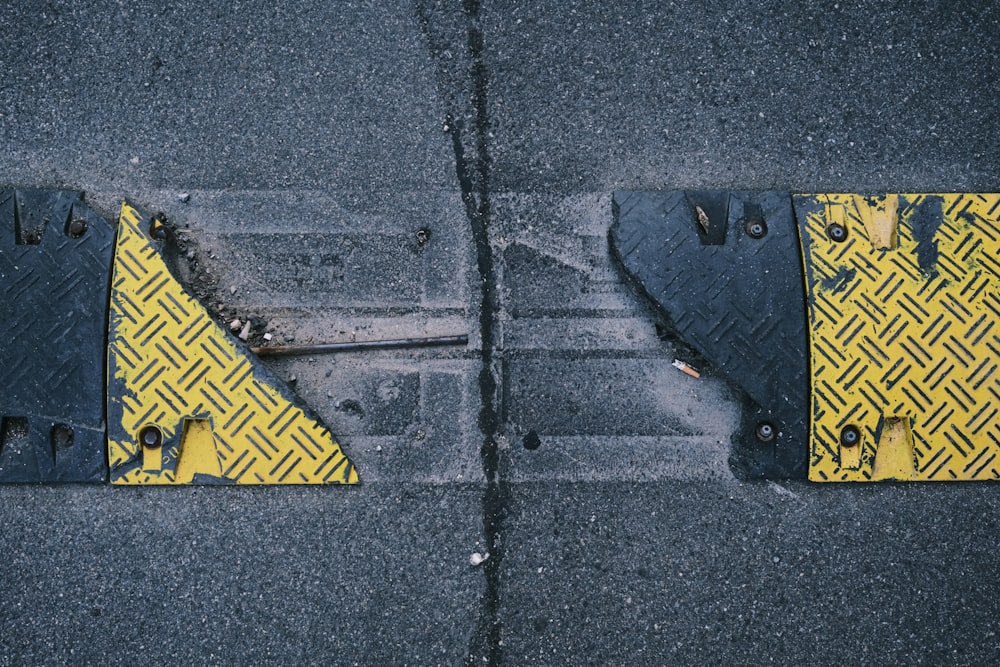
[251,334,469,357]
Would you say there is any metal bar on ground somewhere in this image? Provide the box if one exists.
[251,334,469,356]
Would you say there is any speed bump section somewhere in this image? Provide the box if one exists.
[798,193,1000,481]
[107,203,358,484]
[0,189,113,482]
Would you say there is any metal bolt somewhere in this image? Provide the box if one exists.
[827,223,848,242]
[51,423,74,449]
[840,425,861,447]
[139,425,162,448]
[67,218,88,238]
[745,219,767,239]
[755,422,775,442]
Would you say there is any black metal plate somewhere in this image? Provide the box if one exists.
[0,189,113,482]
[610,190,809,478]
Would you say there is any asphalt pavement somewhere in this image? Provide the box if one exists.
[1,1,998,665]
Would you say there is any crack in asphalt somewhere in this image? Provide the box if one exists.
[455,2,506,664]
[416,0,506,663]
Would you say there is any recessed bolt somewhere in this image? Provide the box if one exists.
[67,218,88,238]
[840,425,861,447]
[755,422,775,442]
[139,425,162,448]
[51,423,74,449]
[745,219,767,239]
[827,223,848,242]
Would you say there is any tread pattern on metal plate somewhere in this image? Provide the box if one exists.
[0,189,112,483]
[107,203,358,484]
[797,193,1000,481]
[610,190,810,479]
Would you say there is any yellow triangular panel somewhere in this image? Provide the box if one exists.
[106,203,358,484]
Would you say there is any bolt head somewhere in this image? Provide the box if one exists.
[755,422,776,442]
[840,425,861,447]
[827,223,848,242]
[139,425,162,448]
[67,218,88,238]
[746,219,767,239]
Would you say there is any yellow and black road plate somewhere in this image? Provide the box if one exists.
[612,190,999,481]
[106,204,358,484]
[1,189,358,485]
[797,194,999,481]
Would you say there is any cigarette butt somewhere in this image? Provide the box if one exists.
[695,205,710,233]
[672,359,701,379]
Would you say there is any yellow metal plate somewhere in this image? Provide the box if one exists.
[107,203,358,484]
[798,194,1000,481]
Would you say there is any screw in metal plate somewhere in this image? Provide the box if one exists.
[827,223,848,242]
[840,425,861,447]
[139,425,162,448]
[745,219,767,239]
[67,218,88,238]
[755,422,776,442]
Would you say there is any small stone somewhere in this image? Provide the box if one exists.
[263,332,272,341]
[238,320,251,341]
[229,319,242,332]
[375,445,382,452]
[470,552,489,567]
[186,250,196,260]
[178,192,191,203]
[230,286,237,295]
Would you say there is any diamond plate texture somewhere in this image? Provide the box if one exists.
[797,193,1000,481]
[0,189,112,482]
[107,203,358,484]
[610,190,810,479]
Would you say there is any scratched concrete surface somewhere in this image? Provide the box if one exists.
[1,0,999,665]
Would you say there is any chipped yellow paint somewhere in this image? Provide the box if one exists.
[175,418,222,483]
[871,418,916,481]
[106,203,358,484]
[798,193,1000,481]
[860,194,900,251]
